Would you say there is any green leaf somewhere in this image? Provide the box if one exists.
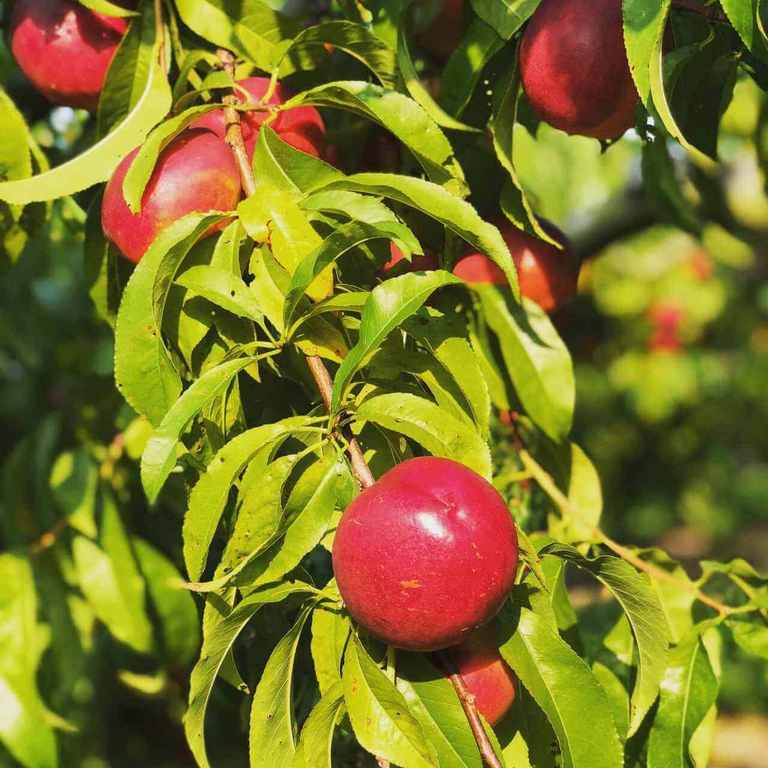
[276,21,396,87]
[185,581,317,768]
[174,0,321,75]
[182,417,309,581]
[96,6,153,138]
[477,288,574,442]
[437,18,505,118]
[0,673,57,768]
[404,306,492,440]
[397,7,479,133]
[115,213,229,426]
[132,538,201,666]
[284,219,419,328]
[332,270,464,410]
[0,58,170,204]
[396,653,484,768]
[356,392,492,479]
[123,105,223,213]
[50,449,99,539]
[84,190,122,328]
[73,496,153,654]
[730,621,768,660]
[0,88,32,184]
[470,0,541,40]
[317,174,520,296]
[302,190,399,225]
[249,604,316,767]
[77,0,138,16]
[238,455,351,590]
[343,634,437,767]
[141,357,257,503]
[540,544,669,736]
[490,49,554,241]
[647,629,718,768]
[284,81,466,192]
[294,682,346,768]
[499,604,624,768]
[176,265,264,324]
[720,0,768,63]
[311,603,351,696]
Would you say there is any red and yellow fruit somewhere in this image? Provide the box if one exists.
[379,242,440,277]
[520,0,639,140]
[101,129,242,263]
[332,457,519,651]
[454,220,579,314]
[9,0,132,111]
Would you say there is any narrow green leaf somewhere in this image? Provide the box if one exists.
[540,544,669,736]
[499,604,624,768]
[141,357,256,503]
[294,682,346,768]
[176,265,264,324]
[311,603,351,696]
[182,417,310,581]
[185,581,316,768]
[730,621,768,660]
[470,0,541,40]
[477,288,574,442]
[720,0,768,63]
[249,604,316,767]
[356,392,492,479]
[647,630,718,768]
[115,213,229,426]
[332,270,464,411]
[343,634,437,767]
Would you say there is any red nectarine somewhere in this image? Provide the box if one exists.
[333,457,519,651]
[379,242,440,278]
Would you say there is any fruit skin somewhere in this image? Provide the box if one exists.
[193,77,325,160]
[454,220,579,314]
[332,457,519,651]
[9,0,131,111]
[101,129,242,263]
[648,302,684,353]
[520,0,639,140]
[452,624,517,726]
[379,242,440,277]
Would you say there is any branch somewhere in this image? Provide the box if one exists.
[214,50,374,495]
[670,0,731,25]
[154,0,166,71]
[517,447,733,616]
[432,652,505,768]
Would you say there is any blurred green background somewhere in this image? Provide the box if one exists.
[1,24,768,766]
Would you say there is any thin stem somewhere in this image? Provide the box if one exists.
[29,517,69,558]
[518,448,733,616]
[432,652,505,768]
[154,0,166,71]
[670,0,730,25]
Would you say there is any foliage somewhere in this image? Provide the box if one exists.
[1,0,767,767]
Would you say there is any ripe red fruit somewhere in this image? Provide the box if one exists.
[192,77,325,160]
[9,0,131,111]
[520,0,639,140]
[452,624,517,726]
[648,302,684,353]
[379,242,440,277]
[332,457,519,651]
[454,220,579,314]
[101,129,242,263]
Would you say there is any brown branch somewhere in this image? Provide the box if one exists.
[518,447,733,616]
[154,0,166,71]
[432,652,505,768]
[29,517,70,558]
[670,0,730,25]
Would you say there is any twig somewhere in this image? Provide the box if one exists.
[670,0,731,25]
[518,448,733,616]
[29,517,70,558]
[432,652,505,768]
[154,0,166,71]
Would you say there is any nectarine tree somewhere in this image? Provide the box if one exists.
[1,0,766,767]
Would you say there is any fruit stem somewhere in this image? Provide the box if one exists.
[432,651,505,768]
[214,48,376,492]
[670,0,730,25]
[517,447,734,616]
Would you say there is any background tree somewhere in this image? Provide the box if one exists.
[1,1,767,767]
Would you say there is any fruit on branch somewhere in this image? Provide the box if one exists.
[417,0,464,60]
[451,624,517,726]
[379,242,440,277]
[193,77,325,160]
[520,0,639,140]
[101,129,242,263]
[333,457,519,651]
[454,220,579,313]
[9,0,132,111]
[647,302,684,353]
